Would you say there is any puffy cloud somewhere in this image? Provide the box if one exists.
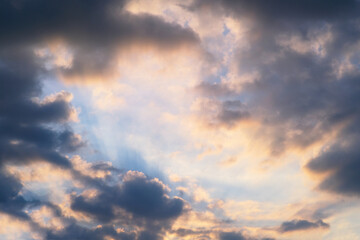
[71,171,185,222]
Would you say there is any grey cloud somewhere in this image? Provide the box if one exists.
[0,170,31,219]
[190,0,360,196]
[71,172,184,222]
[68,171,185,240]
[0,0,199,81]
[172,228,211,237]
[46,224,136,240]
[117,174,184,219]
[138,231,162,240]
[306,133,360,196]
[194,97,250,128]
[196,82,236,97]
[219,231,275,240]
[170,229,274,240]
[217,100,250,127]
[189,0,358,22]
[0,22,81,230]
[279,219,329,233]
[14,165,186,240]
[0,0,199,238]
[0,48,82,168]
[219,232,247,240]
[0,168,46,227]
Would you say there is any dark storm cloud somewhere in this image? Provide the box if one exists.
[219,232,247,240]
[172,228,211,237]
[46,224,136,240]
[279,219,329,233]
[0,46,82,236]
[219,231,275,240]
[188,0,358,22]
[306,133,360,196]
[170,229,274,240]
[69,171,185,239]
[0,49,81,168]
[117,174,184,219]
[0,5,80,229]
[138,231,162,240]
[71,172,184,222]
[70,194,116,222]
[190,0,360,195]
[0,169,36,220]
[0,0,199,81]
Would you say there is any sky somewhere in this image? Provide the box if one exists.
[1,0,360,239]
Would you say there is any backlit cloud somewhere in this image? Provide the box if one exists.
[1,0,360,239]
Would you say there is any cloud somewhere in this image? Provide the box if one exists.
[192,98,250,128]
[71,171,185,222]
[0,0,200,83]
[0,1,199,236]
[278,219,329,233]
[45,224,136,240]
[170,228,275,240]
[2,0,360,238]
[0,169,37,220]
[0,47,83,224]
[68,170,186,239]
[219,231,275,240]
[0,50,91,240]
[188,0,360,198]
[306,133,360,196]
[188,0,358,22]
[219,232,247,240]
[0,48,82,168]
